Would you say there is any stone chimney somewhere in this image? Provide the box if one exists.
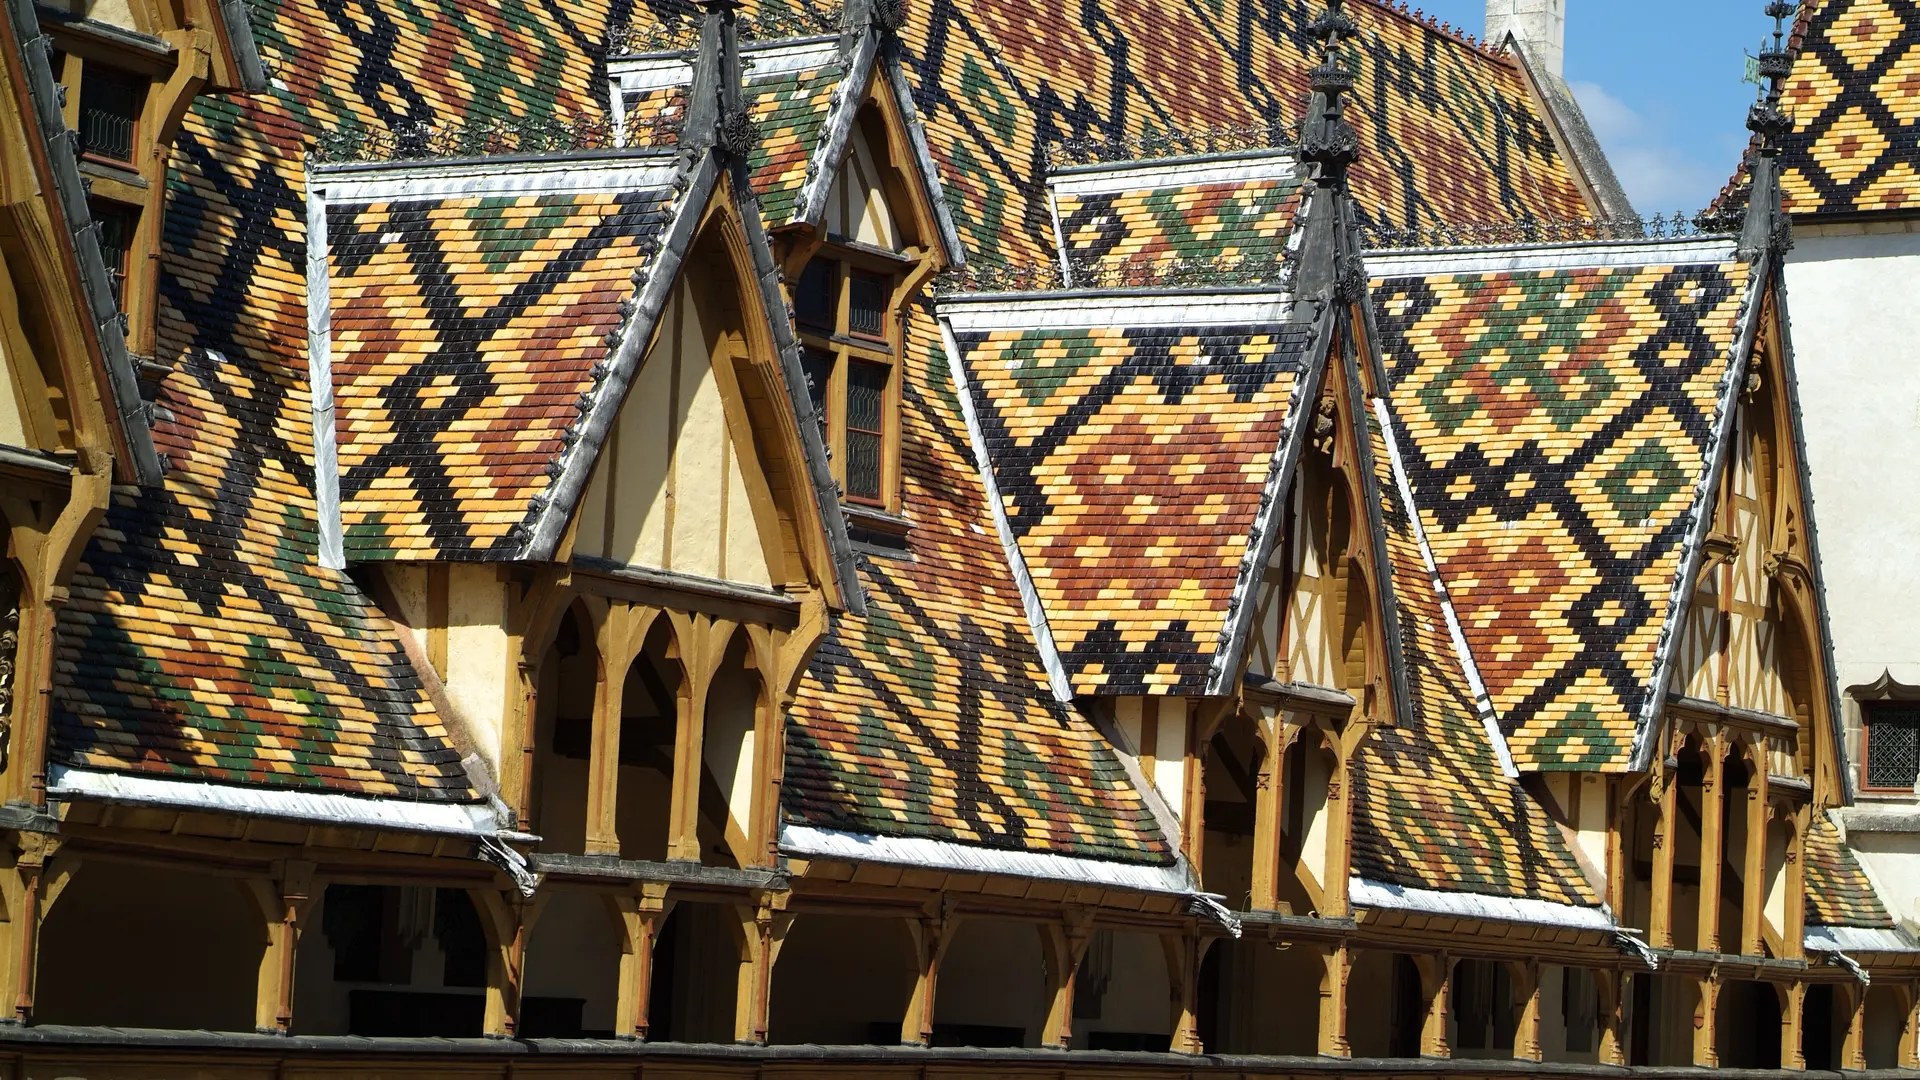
[1486,0,1565,78]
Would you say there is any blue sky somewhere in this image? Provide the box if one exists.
[1410,1,1772,213]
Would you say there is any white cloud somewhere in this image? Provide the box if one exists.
[1569,80,1735,214]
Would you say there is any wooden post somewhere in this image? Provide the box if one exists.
[668,614,713,862]
[4,835,67,1024]
[1510,960,1543,1062]
[1697,735,1726,954]
[1164,930,1206,1054]
[902,911,953,1046]
[1779,980,1807,1071]
[1651,757,1679,951]
[248,861,315,1034]
[734,892,789,1045]
[1785,803,1809,961]
[586,603,649,857]
[1324,722,1365,919]
[1318,942,1351,1058]
[1743,749,1768,956]
[1841,980,1868,1071]
[472,889,542,1038]
[1692,967,1720,1067]
[1248,718,1285,913]
[1039,912,1094,1049]
[1416,953,1451,1059]
[1899,982,1919,1070]
[1596,968,1627,1066]
[610,883,671,1039]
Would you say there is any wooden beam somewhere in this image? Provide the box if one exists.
[1651,756,1679,951]
[1899,981,1919,1070]
[1509,960,1542,1062]
[1779,979,1807,1070]
[1038,912,1094,1049]
[1744,752,1769,956]
[901,909,954,1046]
[1698,735,1726,954]
[1164,929,1206,1055]
[668,613,715,862]
[1318,942,1351,1058]
[1248,719,1286,913]
[245,860,313,1034]
[1841,980,1868,1071]
[1692,968,1720,1067]
[609,883,671,1039]
[1416,952,1451,1059]
[1595,968,1627,1066]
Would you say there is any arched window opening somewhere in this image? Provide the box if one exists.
[35,860,262,1030]
[1201,712,1263,909]
[1450,958,1514,1058]
[649,900,743,1043]
[699,629,764,867]
[1626,782,1657,937]
[1385,952,1427,1058]
[520,887,623,1037]
[534,603,597,853]
[1282,727,1339,913]
[1865,983,1908,1069]
[1803,982,1839,1069]
[1541,966,1599,1063]
[1715,979,1781,1068]
[614,616,683,862]
[291,884,489,1036]
[766,914,914,1044]
[928,918,1047,1047]
[1632,972,1700,1067]
[1070,930,1173,1051]
[1719,749,1756,954]
[1192,934,1319,1054]
[1671,736,1710,952]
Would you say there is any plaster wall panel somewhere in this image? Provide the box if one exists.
[445,562,509,771]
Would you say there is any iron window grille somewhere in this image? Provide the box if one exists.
[845,359,887,503]
[848,272,888,339]
[1863,702,1920,792]
[79,66,143,163]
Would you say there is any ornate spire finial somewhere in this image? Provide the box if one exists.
[1739,0,1795,261]
[685,0,760,160]
[1300,0,1360,184]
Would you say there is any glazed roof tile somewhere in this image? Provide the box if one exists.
[1374,256,1751,772]
[1356,409,1597,905]
[744,48,846,224]
[1777,0,1920,216]
[1049,156,1305,280]
[326,175,683,561]
[1805,811,1896,928]
[949,318,1312,697]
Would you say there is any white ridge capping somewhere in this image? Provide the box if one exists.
[47,765,520,838]
[1806,925,1920,954]
[1047,150,1298,198]
[311,156,681,203]
[608,35,835,94]
[939,291,1291,333]
[781,824,1194,893]
[1349,877,1614,931]
[1364,237,1739,279]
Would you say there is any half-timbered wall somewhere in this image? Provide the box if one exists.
[824,116,902,251]
[1113,696,1190,817]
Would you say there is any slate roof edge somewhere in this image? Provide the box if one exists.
[46,765,513,838]
[1349,876,1612,932]
[791,21,877,228]
[939,290,1293,330]
[1046,150,1298,197]
[1370,394,1517,778]
[781,823,1194,895]
[1805,925,1920,954]
[879,38,965,266]
[1363,237,1739,277]
[1629,256,1770,773]
[523,152,721,562]
[1499,34,1633,221]
[305,182,344,569]
[216,0,266,91]
[6,0,163,485]
[935,313,1072,701]
[307,152,681,197]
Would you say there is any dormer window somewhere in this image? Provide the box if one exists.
[89,199,136,309]
[792,254,900,511]
[79,65,143,163]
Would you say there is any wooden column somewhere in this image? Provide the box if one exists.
[1415,953,1451,1059]
[586,604,650,857]
[1248,718,1286,913]
[472,889,543,1038]
[1841,980,1868,1071]
[1898,982,1919,1070]
[1039,912,1095,1049]
[2,835,68,1023]
[247,861,315,1034]
[610,883,671,1040]
[1318,942,1351,1058]
[1697,735,1726,954]
[1509,960,1543,1062]
[667,614,715,862]
[1779,980,1807,1070]
[902,911,953,1046]
[1595,968,1627,1066]
[1785,803,1809,961]
[1692,967,1720,1067]
[1323,722,1366,919]
[1743,751,1769,956]
[1164,930,1206,1055]
[734,893,790,1045]
[1651,760,1680,950]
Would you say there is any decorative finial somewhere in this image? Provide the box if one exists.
[1739,0,1796,261]
[1300,0,1360,184]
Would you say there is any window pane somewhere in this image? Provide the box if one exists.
[796,259,835,330]
[845,359,888,501]
[80,66,142,162]
[1865,704,1920,789]
[849,272,888,338]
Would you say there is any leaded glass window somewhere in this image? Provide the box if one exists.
[1864,703,1920,791]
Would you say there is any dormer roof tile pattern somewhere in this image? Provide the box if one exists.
[1050,160,1305,279]
[329,180,682,561]
[1374,258,1751,772]
[1805,812,1896,928]
[1777,0,1920,216]
[744,49,846,224]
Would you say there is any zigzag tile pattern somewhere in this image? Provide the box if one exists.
[1052,165,1304,277]
[1778,0,1920,215]
[52,352,473,798]
[745,52,845,223]
[1375,261,1749,772]
[1355,412,1596,905]
[329,185,679,560]
[1805,812,1896,927]
[953,323,1310,696]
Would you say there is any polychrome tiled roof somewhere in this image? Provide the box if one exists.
[1355,410,1596,905]
[51,351,473,799]
[1805,812,1896,928]
[949,317,1312,696]
[1374,254,1751,772]
[744,45,846,224]
[1776,0,1920,216]
[326,172,683,561]
[1049,156,1305,280]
